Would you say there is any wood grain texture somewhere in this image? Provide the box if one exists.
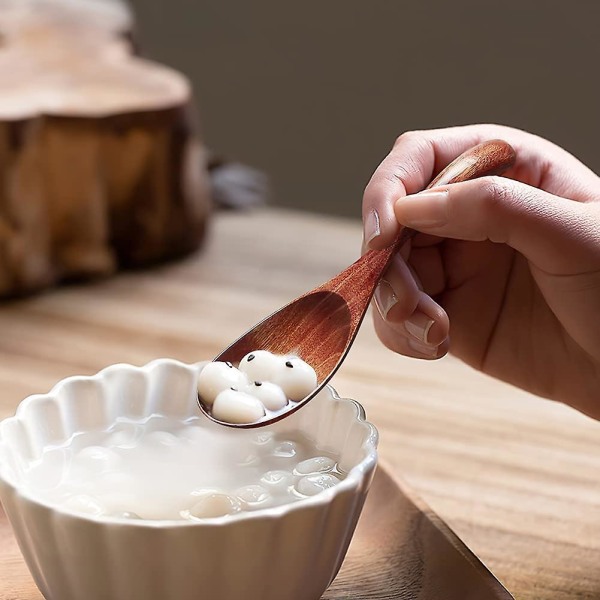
[325,464,513,600]
[0,209,599,599]
[0,0,210,297]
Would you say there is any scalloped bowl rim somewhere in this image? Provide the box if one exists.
[0,358,378,528]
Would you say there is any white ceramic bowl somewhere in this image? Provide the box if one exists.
[0,359,378,600]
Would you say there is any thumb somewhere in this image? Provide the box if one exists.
[394,176,600,274]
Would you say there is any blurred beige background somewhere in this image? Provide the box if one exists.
[130,0,600,218]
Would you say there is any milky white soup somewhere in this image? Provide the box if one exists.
[21,414,346,521]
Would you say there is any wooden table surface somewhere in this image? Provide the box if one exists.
[0,208,599,600]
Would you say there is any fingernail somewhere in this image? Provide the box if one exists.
[405,311,435,344]
[395,190,449,228]
[373,280,397,320]
[408,338,438,357]
[364,209,381,247]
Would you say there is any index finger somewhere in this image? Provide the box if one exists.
[362,124,531,250]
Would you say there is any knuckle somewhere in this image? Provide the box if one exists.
[481,176,510,243]
[481,176,510,213]
[389,133,433,190]
[393,129,427,148]
[394,131,417,147]
[385,162,418,188]
[479,176,518,244]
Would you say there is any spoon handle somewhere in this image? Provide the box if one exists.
[427,138,517,189]
[319,139,516,316]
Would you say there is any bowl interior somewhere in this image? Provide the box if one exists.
[0,359,378,521]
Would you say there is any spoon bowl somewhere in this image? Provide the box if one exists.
[199,139,517,427]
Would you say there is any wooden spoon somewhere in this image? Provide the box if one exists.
[198,139,516,428]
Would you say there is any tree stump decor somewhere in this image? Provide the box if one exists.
[0,0,211,297]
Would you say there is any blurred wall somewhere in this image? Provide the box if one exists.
[130,0,600,218]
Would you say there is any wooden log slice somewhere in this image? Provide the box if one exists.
[0,0,210,297]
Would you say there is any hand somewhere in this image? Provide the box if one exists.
[362,124,600,418]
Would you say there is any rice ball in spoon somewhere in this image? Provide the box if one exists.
[212,389,265,424]
[274,356,317,402]
[246,380,288,411]
[238,350,282,382]
[197,362,249,406]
